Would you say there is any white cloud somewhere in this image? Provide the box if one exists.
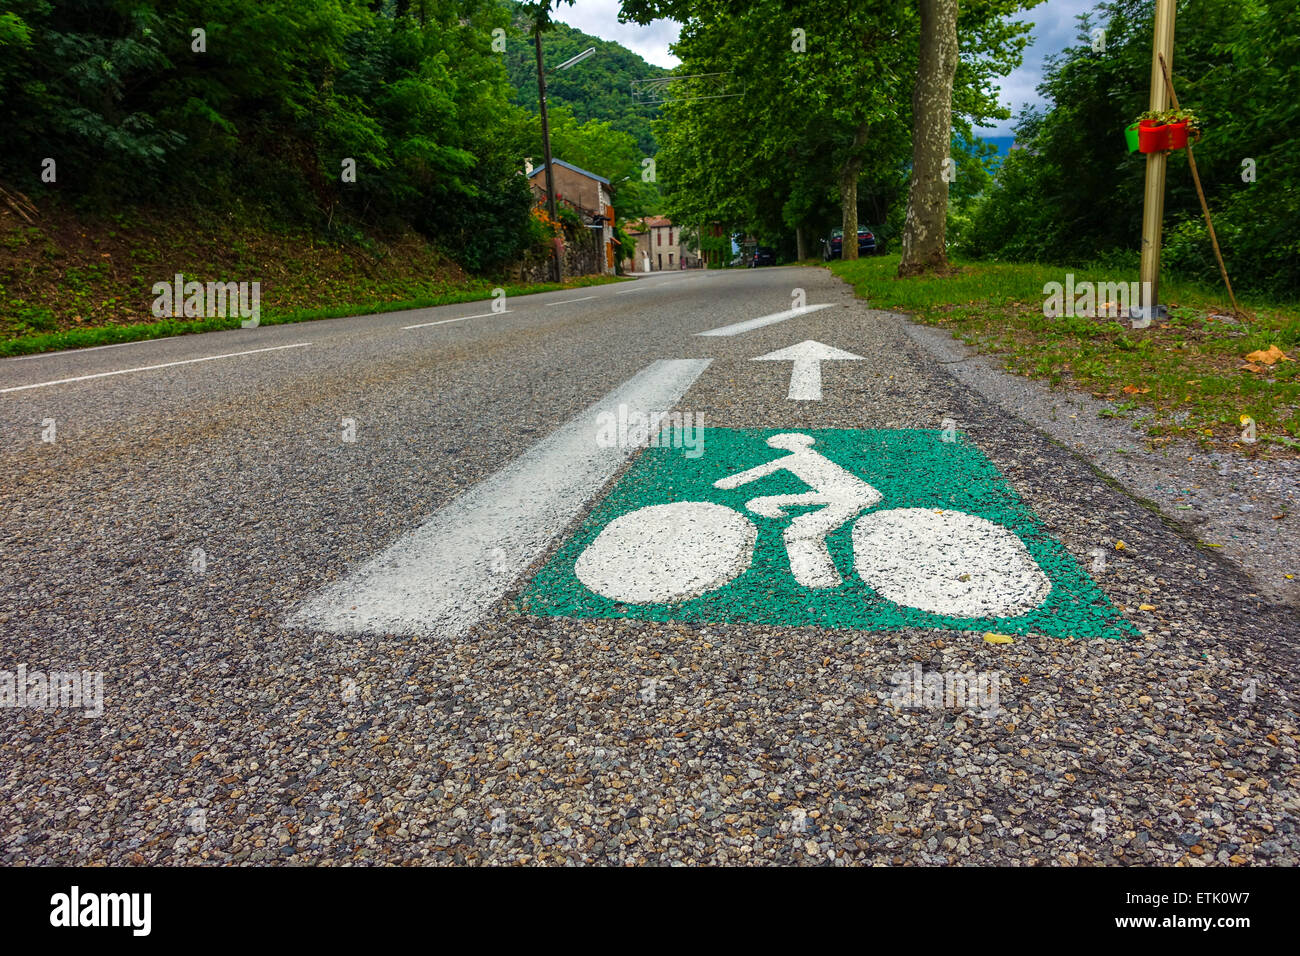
[976,0,1101,137]
[559,0,681,68]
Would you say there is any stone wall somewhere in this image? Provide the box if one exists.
[512,222,602,283]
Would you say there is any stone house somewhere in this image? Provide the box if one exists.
[625,216,703,272]
[526,158,616,274]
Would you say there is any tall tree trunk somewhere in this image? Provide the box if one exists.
[839,123,869,261]
[899,0,959,277]
[795,224,807,261]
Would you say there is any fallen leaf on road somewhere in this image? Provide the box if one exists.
[983,632,1014,644]
[1139,604,1156,611]
[1244,345,1290,365]
[1115,540,1127,550]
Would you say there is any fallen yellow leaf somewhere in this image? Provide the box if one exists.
[1122,384,1151,394]
[1244,345,1290,365]
[1115,540,1127,550]
[1139,604,1156,611]
[983,632,1014,644]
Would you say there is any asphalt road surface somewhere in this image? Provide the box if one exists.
[2,266,1297,865]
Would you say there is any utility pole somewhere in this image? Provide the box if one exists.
[535,27,561,283]
[1134,0,1176,326]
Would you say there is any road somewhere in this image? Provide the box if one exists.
[2,265,1297,865]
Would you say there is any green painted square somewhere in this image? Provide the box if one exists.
[519,428,1136,640]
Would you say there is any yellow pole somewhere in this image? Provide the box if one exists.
[1136,0,1176,325]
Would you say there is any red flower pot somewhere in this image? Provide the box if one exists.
[1166,120,1189,150]
[1138,120,1169,153]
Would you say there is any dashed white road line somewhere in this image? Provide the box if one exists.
[695,303,833,337]
[0,343,313,394]
[290,357,712,637]
[7,335,187,361]
[403,310,512,330]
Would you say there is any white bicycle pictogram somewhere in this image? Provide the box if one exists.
[575,432,1051,618]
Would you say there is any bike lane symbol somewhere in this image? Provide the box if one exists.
[529,427,1136,639]
[713,433,881,589]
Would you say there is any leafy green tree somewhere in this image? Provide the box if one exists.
[621,0,1032,264]
[0,0,542,273]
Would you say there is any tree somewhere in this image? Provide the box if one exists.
[0,0,543,274]
[622,0,1035,263]
[899,0,960,275]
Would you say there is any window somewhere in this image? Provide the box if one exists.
[657,230,662,246]
[657,254,662,270]
[669,230,674,246]
[668,254,674,266]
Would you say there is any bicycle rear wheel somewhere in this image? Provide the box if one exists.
[575,501,756,604]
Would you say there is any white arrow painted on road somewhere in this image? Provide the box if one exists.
[752,339,863,401]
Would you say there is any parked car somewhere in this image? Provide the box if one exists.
[748,246,777,267]
[822,226,878,259]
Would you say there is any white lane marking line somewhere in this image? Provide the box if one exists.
[617,280,682,293]
[547,296,597,306]
[0,343,312,394]
[752,339,864,401]
[290,358,712,637]
[8,335,187,361]
[695,303,833,337]
[403,310,512,330]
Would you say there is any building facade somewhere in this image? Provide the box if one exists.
[625,216,703,272]
[526,158,616,275]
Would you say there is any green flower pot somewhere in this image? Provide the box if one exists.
[1125,122,1141,154]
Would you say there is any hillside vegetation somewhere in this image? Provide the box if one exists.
[0,0,664,345]
[504,0,668,159]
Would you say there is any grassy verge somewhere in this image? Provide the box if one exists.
[829,254,1300,457]
[1,200,628,357]
[0,274,624,358]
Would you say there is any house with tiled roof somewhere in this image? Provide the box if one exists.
[526,158,616,274]
[625,216,703,272]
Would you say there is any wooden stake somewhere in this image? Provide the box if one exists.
[1158,53,1243,317]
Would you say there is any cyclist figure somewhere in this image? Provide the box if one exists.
[713,433,882,588]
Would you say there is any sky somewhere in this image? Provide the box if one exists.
[555,0,1102,137]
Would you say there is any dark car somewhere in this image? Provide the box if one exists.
[748,246,777,267]
[822,226,878,259]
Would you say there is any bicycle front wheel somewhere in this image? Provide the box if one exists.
[852,507,1050,618]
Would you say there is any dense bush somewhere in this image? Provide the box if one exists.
[967,0,1299,297]
[0,0,642,274]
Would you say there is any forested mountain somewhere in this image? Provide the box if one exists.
[504,1,668,158]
